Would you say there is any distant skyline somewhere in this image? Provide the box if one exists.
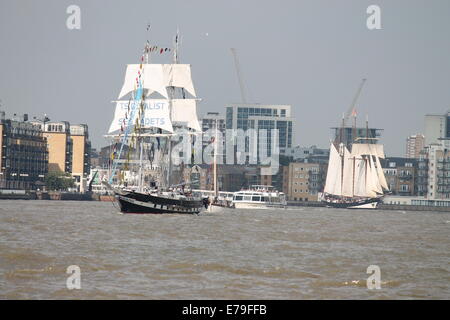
[1,0,449,156]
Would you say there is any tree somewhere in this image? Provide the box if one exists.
[44,171,75,191]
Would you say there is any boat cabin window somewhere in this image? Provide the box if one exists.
[234,195,243,201]
[243,196,252,201]
[252,196,261,201]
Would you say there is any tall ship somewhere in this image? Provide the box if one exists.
[104,30,207,214]
[321,118,389,209]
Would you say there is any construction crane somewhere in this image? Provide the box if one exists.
[230,48,248,103]
[344,78,366,127]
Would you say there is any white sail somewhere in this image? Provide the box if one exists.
[118,64,197,99]
[171,99,201,131]
[108,100,173,134]
[162,64,196,97]
[341,148,355,197]
[324,144,342,196]
[368,156,383,195]
[353,158,367,197]
[351,143,385,159]
[118,64,168,99]
[375,155,389,190]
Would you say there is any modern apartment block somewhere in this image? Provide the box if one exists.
[424,111,450,146]
[0,113,48,189]
[425,140,450,200]
[225,104,294,157]
[381,157,417,196]
[406,134,425,159]
[417,149,429,196]
[282,161,327,201]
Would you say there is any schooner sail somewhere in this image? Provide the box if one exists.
[104,30,208,214]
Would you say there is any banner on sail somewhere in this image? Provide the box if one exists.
[108,100,173,133]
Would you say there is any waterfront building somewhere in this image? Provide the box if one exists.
[183,164,259,192]
[30,119,93,192]
[406,134,425,159]
[201,112,226,135]
[331,126,383,148]
[97,144,133,170]
[99,145,113,169]
[417,149,429,196]
[383,195,450,207]
[0,113,48,189]
[225,103,294,157]
[70,124,91,192]
[381,157,418,196]
[90,148,100,168]
[424,112,449,146]
[426,140,450,200]
[282,161,327,201]
[30,120,73,174]
[286,145,329,162]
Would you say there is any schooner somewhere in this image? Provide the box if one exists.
[322,118,389,209]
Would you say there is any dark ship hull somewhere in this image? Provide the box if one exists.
[322,196,381,209]
[116,190,208,214]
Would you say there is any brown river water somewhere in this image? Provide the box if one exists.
[0,200,449,299]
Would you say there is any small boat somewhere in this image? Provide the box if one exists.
[232,185,287,209]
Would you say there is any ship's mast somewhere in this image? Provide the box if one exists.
[167,29,180,189]
[213,119,218,197]
[340,114,345,197]
[364,115,369,191]
[138,29,152,192]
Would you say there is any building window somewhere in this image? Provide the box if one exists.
[400,185,410,192]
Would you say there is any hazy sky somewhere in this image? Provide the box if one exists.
[1,0,449,156]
